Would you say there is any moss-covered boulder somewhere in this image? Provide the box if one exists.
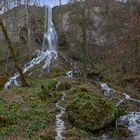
[65,92,117,132]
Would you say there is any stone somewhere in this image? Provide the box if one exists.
[65,92,118,132]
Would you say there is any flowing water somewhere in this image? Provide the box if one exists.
[4,48,57,89]
[4,2,140,139]
[100,82,113,97]
[42,6,57,50]
[4,4,66,140]
[4,5,58,89]
[55,91,66,140]
[66,70,73,78]
[117,112,140,139]
[100,81,140,139]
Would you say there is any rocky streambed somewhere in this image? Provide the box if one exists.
[100,81,140,139]
[55,91,66,140]
[57,78,140,140]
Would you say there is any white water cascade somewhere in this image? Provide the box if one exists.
[100,83,113,97]
[4,5,58,89]
[99,81,140,139]
[117,112,140,139]
[42,5,57,51]
[55,91,66,140]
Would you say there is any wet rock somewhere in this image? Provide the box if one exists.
[100,83,113,97]
[117,119,129,128]
[112,127,129,137]
[136,117,140,124]
[116,112,140,139]
[33,50,42,57]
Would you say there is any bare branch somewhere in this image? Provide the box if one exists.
[0,0,6,10]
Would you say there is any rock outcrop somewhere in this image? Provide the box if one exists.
[0,5,44,49]
[65,92,118,132]
[53,1,130,61]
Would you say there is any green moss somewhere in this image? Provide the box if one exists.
[112,127,129,137]
[26,118,48,138]
[36,79,57,100]
[65,92,118,132]
[0,125,16,136]
[0,78,57,139]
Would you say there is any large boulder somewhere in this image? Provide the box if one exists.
[65,92,118,132]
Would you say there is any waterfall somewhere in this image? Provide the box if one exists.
[4,5,58,90]
[42,5,57,51]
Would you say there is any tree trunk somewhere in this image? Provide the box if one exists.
[0,18,28,87]
[25,0,32,56]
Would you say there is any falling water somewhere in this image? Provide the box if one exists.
[42,5,57,51]
[4,5,58,89]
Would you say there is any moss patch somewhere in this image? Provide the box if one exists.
[112,127,129,137]
[0,78,57,139]
[65,92,118,132]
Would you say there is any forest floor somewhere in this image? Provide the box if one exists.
[0,62,140,140]
[0,77,104,140]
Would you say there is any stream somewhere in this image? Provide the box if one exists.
[3,1,140,139]
[55,91,66,140]
[4,5,58,90]
[4,4,67,140]
[100,82,140,139]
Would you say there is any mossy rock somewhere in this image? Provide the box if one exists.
[112,127,129,137]
[55,81,71,91]
[65,92,118,132]
[37,79,58,100]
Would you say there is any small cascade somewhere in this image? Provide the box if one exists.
[100,83,113,97]
[4,74,20,89]
[122,93,140,104]
[116,112,140,139]
[66,70,73,78]
[100,82,140,105]
[99,81,140,139]
[55,91,66,140]
[4,5,58,89]
[4,50,57,89]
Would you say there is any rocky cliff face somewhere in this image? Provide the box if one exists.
[0,1,132,63]
[0,6,46,79]
[53,1,130,61]
[1,2,130,51]
[0,5,45,49]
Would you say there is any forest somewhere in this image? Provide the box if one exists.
[0,0,140,140]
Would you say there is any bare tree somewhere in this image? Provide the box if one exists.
[24,0,32,56]
[0,18,28,87]
[0,0,6,10]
